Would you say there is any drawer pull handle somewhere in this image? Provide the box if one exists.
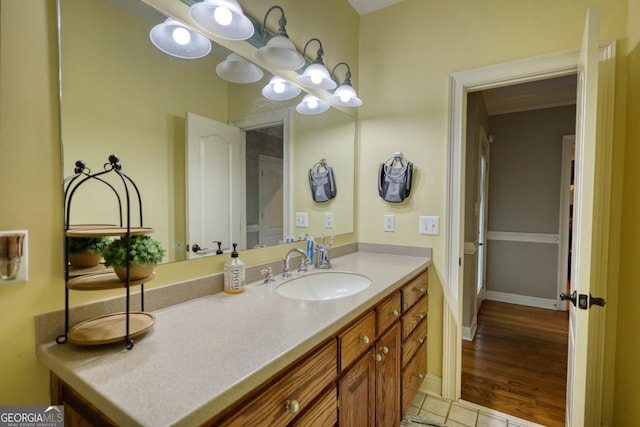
[360,335,370,345]
[381,346,389,355]
[391,309,399,317]
[375,353,382,362]
[418,338,425,345]
[285,399,300,414]
[417,373,425,380]
[416,287,426,294]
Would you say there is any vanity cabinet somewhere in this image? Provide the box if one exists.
[49,267,429,427]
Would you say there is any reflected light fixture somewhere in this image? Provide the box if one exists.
[189,0,254,41]
[216,53,264,83]
[296,94,330,115]
[255,6,305,71]
[149,18,212,59]
[328,62,363,107]
[262,75,301,100]
[295,38,337,90]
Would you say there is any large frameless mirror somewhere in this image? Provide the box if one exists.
[58,0,356,264]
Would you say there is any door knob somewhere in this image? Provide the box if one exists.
[560,290,577,306]
[589,294,606,308]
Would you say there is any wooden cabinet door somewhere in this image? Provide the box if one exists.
[338,348,375,427]
[376,322,401,427]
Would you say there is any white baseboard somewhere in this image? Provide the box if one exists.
[486,290,557,310]
[419,374,442,396]
[462,319,477,341]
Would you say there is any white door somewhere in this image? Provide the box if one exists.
[258,155,284,246]
[476,128,490,304]
[186,112,246,258]
[564,7,608,426]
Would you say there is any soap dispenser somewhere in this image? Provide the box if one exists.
[224,243,245,294]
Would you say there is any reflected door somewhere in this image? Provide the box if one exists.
[186,112,246,258]
[258,155,284,246]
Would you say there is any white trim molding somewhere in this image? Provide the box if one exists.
[419,374,443,397]
[462,317,477,341]
[486,290,558,310]
[486,231,560,244]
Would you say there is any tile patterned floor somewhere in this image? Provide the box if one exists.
[407,392,547,427]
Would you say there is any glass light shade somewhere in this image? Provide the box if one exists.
[296,63,337,90]
[216,53,264,83]
[262,76,301,100]
[149,18,212,59]
[256,36,305,70]
[189,0,254,41]
[328,83,363,107]
[296,94,330,115]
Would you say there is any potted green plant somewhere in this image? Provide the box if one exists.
[68,236,111,268]
[102,235,165,281]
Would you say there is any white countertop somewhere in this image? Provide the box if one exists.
[37,251,430,426]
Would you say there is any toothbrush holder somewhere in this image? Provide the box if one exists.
[315,246,331,269]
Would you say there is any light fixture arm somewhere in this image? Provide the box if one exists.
[330,62,352,85]
[262,6,289,39]
[302,38,325,64]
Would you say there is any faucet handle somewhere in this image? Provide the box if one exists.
[298,258,309,273]
[261,267,276,284]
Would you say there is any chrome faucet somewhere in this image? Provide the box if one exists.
[282,248,309,278]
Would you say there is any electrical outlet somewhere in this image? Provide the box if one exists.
[295,212,308,228]
[384,215,395,232]
[420,216,440,235]
[325,213,334,229]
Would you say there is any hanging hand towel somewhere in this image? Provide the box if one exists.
[309,161,337,203]
[378,159,413,203]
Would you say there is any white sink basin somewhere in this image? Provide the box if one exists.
[276,271,371,301]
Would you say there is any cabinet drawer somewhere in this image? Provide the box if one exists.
[339,311,376,371]
[402,318,427,368]
[401,341,427,416]
[290,386,337,427]
[377,292,401,335]
[401,295,428,341]
[222,340,337,427]
[401,271,428,312]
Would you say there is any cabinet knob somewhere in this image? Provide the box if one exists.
[375,354,382,362]
[381,346,389,355]
[417,313,426,320]
[416,287,426,294]
[418,338,425,345]
[417,373,425,380]
[360,335,370,345]
[284,399,300,414]
[391,309,399,317]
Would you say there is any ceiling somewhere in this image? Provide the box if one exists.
[481,74,578,116]
[347,0,404,15]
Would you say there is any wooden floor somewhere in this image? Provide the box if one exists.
[462,301,569,427]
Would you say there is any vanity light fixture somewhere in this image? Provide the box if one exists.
[216,53,264,83]
[189,0,254,41]
[328,62,363,107]
[295,39,337,90]
[296,94,330,115]
[262,75,301,100]
[149,18,212,59]
[255,6,305,71]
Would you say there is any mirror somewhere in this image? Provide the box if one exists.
[59,0,355,263]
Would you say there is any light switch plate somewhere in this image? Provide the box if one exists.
[419,216,440,235]
[325,213,334,229]
[295,212,308,228]
[384,215,395,232]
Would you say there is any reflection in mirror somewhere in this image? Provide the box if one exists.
[59,0,356,264]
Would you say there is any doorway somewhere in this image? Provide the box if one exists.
[444,32,616,425]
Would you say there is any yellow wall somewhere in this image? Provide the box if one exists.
[614,0,640,424]
[2,1,639,425]
[0,0,358,405]
[357,0,629,421]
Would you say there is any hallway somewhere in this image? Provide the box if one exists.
[461,301,569,427]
